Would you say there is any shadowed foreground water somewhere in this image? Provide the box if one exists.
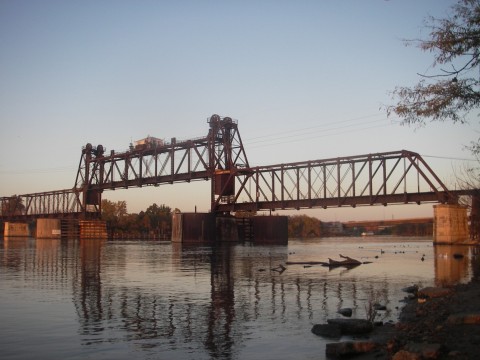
[0,237,478,360]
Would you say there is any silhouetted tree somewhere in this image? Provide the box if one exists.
[387,0,480,150]
[454,158,480,240]
[1,196,25,216]
[386,0,480,240]
[145,203,172,237]
[101,199,128,236]
[288,215,322,238]
[101,200,172,239]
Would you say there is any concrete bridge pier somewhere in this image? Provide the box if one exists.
[433,204,469,244]
[36,219,62,239]
[172,212,215,243]
[3,219,107,239]
[3,222,31,237]
[170,213,240,243]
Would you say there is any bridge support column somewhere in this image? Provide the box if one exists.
[79,220,107,239]
[4,222,31,237]
[433,204,469,244]
[216,216,239,242]
[172,212,215,243]
[171,212,288,244]
[252,216,288,244]
[36,219,61,239]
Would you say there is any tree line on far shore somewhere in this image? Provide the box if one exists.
[100,200,432,239]
[0,197,432,238]
[101,199,173,239]
[288,215,433,238]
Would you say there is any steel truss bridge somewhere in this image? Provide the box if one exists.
[0,114,472,221]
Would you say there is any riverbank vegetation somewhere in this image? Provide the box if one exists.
[99,200,432,239]
[287,214,433,238]
[101,199,172,239]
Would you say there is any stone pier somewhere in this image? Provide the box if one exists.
[36,218,61,239]
[433,204,469,244]
[4,222,31,237]
[252,216,288,244]
[79,220,108,239]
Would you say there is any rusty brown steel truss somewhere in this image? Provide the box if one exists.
[0,115,249,220]
[213,150,460,213]
[0,190,84,220]
[0,115,466,221]
[73,115,250,216]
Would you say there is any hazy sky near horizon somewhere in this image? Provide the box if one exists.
[0,0,477,221]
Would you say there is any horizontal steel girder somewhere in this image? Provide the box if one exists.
[213,150,464,212]
[215,190,474,212]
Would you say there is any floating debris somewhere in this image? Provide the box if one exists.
[287,254,366,268]
[271,264,286,274]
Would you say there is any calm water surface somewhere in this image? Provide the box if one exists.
[1,236,478,360]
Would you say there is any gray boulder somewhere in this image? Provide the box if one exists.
[327,318,374,335]
[311,323,342,338]
[402,285,419,294]
[326,341,378,357]
[417,287,453,299]
[447,312,480,325]
[337,308,353,317]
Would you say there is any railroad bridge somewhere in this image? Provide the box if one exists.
[1,115,477,243]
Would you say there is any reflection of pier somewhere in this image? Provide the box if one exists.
[73,239,105,336]
[206,246,235,358]
[434,245,480,286]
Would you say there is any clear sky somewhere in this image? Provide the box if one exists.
[0,0,477,221]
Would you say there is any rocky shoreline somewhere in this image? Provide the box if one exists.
[313,279,480,359]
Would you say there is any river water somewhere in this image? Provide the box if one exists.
[0,236,478,360]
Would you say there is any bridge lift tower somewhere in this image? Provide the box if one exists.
[74,114,251,219]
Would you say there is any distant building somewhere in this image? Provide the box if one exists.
[321,221,345,236]
[133,136,164,150]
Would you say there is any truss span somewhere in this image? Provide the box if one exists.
[0,189,85,220]
[214,150,457,212]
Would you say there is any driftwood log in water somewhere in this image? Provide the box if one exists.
[287,254,363,268]
[328,254,361,266]
[286,260,330,266]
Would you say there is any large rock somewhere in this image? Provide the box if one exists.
[311,323,341,338]
[447,312,480,325]
[404,342,442,359]
[374,303,387,311]
[327,318,374,334]
[417,287,453,299]
[326,341,378,357]
[337,308,353,317]
[402,285,419,294]
[392,349,421,360]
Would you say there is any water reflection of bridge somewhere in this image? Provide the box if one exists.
[3,239,479,358]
